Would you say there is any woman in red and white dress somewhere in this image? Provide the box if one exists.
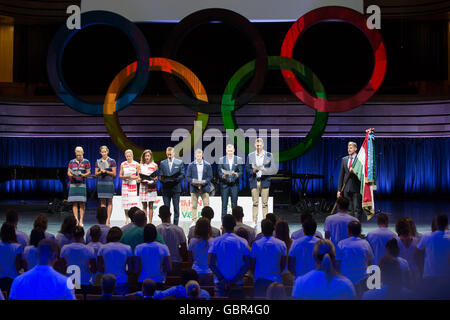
[119,149,140,224]
[139,149,158,223]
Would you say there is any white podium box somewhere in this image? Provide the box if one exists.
[110,195,273,226]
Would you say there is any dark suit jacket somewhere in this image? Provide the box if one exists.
[246,151,276,189]
[338,155,361,193]
[217,155,243,186]
[186,160,213,193]
[158,158,185,193]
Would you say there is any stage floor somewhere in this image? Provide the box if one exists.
[0,199,448,238]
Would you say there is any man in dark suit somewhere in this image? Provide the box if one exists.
[218,144,244,221]
[186,149,213,224]
[337,141,362,221]
[158,147,185,225]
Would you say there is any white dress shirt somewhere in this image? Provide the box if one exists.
[196,160,204,181]
[347,154,356,168]
[255,151,265,178]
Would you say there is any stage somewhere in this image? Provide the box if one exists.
[1,198,448,239]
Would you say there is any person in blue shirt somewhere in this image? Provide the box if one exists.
[153,269,210,300]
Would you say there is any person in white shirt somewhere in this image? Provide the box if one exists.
[251,219,287,297]
[232,206,256,245]
[188,218,214,285]
[186,149,213,224]
[292,239,355,300]
[366,213,397,265]
[385,238,411,288]
[9,239,76,300]
[324,197,358,247]
[187,206,221,244]
[33,214,55,241]
[0,223,25,293]
[156,205,187,271]
[246,138,276,227]
[291,213,323,240]
[336,221,373,297]
[86,207,110,244]
[60,226,96,296]
[135,224,171,288]
[415,214,450,279]
[23,229,45,271]
[289,217,320,279]
[209,214,250,297]
[97,227,133,295]
[6,209,28,247]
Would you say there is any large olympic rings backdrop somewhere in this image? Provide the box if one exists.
[47,6,386,162]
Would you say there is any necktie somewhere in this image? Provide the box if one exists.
[348,156,353,169]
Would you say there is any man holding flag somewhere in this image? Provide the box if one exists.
[337,129,377,221]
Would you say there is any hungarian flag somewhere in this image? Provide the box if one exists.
[352,128,377,220]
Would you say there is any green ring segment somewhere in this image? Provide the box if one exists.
[221,56,328,162]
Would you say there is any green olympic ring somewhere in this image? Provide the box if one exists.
[221,56,328,162]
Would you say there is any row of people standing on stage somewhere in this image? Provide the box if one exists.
[66,137,276,227]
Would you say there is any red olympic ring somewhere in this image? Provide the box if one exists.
[280,6,387,113]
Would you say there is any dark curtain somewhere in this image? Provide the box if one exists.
[1,137,449,198]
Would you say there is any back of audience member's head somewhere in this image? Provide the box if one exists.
[435,213,448,231]
[33,214,49,232]
[143,224,157,243]
[6,209,19,225]
[194,218,211,242]
[337,197,350,212]
[142,279,156,297]
[181,269,199,286]
[236,227,249,244]
[405,218,418,237]
[275,220,291,247]
[128,207,140,223]
[158,205,171,222]
[185,280,201,300]
[395,218,411,237]
[385,238,400,257]
[265,213,277,226]
[30,229,45,247]
[90,225,101,242]
[379,256,402,291]
[101,274,116,295]
[96,207,108,224]
[266,282,287,300]
[261,219,274,237]
[73,226,85,241]
[59,215,77,235]
[348,221,362,237]
[1,223,17,243]
[313,239,338,283]
[201,206,214,221]
[106,227,122,243]
[222,214,236,233]
[232,206,244,222]
[302,217,317,236]
[37,239,59,265]
[377,213,389,227]
[134,210,147,227]
[300,212,313,224]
